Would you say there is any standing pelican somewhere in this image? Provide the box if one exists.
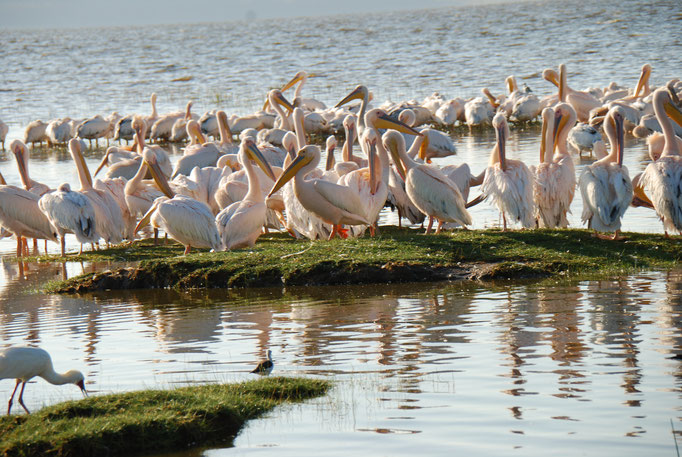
[579,107,633,239]
[171,120,221,178]
[639,86,682,235]
[383,130,470,234]
[481,113,535,230]
[135,160,222,254]
[533,104,577,228]
[280,70,327,111]
[215,139,276,249]
[76,115,110,147]
[336,85,370,140]
[23,120,49,147]
[68,139,126,245]
[0,119,8,149]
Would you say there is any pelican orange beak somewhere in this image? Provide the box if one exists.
[613,112,625,166]
[482,88,499,109]
[539,109,550,163]
[336,85,366,108]
[631,172,654,209]
[374,111,422,136]
[543,68,559,87]
[418,135,431,161]
[367,139,378,195]
[268,151,311,197]
[245,141,276,181]
[134,202,157,233]
[145,155,175,198]
[325,143,336,171]
[553,110,566,154]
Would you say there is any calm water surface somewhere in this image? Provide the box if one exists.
[0,0,681,455]
[0,263,681,456]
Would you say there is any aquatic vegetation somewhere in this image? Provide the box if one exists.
[41,227,681,293]
[0,376,330,457]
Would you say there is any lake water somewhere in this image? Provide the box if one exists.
[0,0,681,454]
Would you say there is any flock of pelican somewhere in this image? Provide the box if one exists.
[0,64,681,257]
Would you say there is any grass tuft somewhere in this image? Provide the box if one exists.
[0,377,330,457]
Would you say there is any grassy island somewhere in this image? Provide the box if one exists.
[0,376,330,457]
[39,227,681,293]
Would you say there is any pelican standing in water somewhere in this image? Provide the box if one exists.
[215,139,276,250]
[639,86,682,235]
[579,106,633,239]
[533,104,577,228]
[383,130,471,234]
[480,113,535,230]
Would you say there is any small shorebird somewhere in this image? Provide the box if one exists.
[251,350,273,375]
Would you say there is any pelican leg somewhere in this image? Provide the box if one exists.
[397,208,403,228]
[61,237,66,257]
[22,238,29,257]
[425,216,434,235]
[17,381,30,414]
[7,379,21,414]
[183,245,191,255]
[16,237,22,258]
[329,224,349,240]
[435,220,444,234]
[44,240,48,255]
[153,228,159,246]
[502,213,508,231]
[33,239,38,255]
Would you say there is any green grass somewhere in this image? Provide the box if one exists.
[0,376,330,457]
[41,227,681,293]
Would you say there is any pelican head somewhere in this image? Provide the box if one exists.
[281,70,308,92]
[605,107,626,166]
[365,109,422,136]
[382,130,408,180]
[634,64,652,98]
[325,135,338,171]
[143,148,174,198]
[186,119,205,144]
[266,89,294,114]
[241,138,276,181]
[282,131,298,159]
[543,68,559,88]
[492,113,509,171]
[216,110,233,138]
[398,109,416,128]
[481,88,499,108]
[268,145,319,197]
[336,85,368,108]
[8,139,30,188]
[343,114,356,136]
[506,75,518,94]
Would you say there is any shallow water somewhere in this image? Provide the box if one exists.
[0,265,681,456]
[0,0,680,455]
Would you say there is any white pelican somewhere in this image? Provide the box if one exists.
[579,107,633,239]
[322,136,340,182]
[398,109,457,163]
[639,86,682,235]
[125,149,167,219]
[150,101,193,142]
[0,175,58,258]
[9,140,51,196]
[46,118,74,146]
[215,139,276,249]
[532,104,577,228]
[383,130,470,234]
[505,76,540,123]
[134,189,222,255]
[0,346,86,415]
[132,117,172,178]
[68,138,126,245]
[567,122,605,158]
[76,115,111,147]
[280,70,327,111]
[481,113,535,230]
[464,94,495,127]
[23,120,49,147]
[269,145,371,239]
[0,119,7,149]
[335,85,370,140]
[435,98,465,126]
[171,120,221,178]
[553,64,603,123]
[214,110,239,155]
[38,183,97,256]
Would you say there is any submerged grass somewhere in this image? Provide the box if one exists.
[0,376,330,457]
[41,227,681,293]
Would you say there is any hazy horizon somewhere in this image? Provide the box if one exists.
[1,0,520,30]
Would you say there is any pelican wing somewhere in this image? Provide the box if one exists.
[39,190,97,242]
[640,157,682,233]
[216,200,266,249]
[0,187,58,240]
[312,179,367,219]
[157,196,222,250]
[409,165,471,226]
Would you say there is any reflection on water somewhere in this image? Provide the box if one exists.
[0,263,680,456]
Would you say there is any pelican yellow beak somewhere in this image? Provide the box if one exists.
[245,141,276,181]
[368,140,378,195]
[543,68,559,87]
[614,113,625,166]
[12,143,31,189]
[70,140,94,188]
[134,203,156,233]
[374,111,423,136]
[383,135,407,181]
[94,151,110,177]
[268,152,311,197]
[634,64,651,98]
[418,135,431,161]
[558,64,566,102]
[553,111,566,153]
[336,86,366,108]
[145,157,175,198]
[496,122,507,171]
[664,92,682,128]
[281,72,305,92]
[272,91,294,114]
[632,172,654,208]
[0,172,6,186]
[539,111,549,163]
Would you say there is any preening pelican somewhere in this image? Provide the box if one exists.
[23,120,49,147]
[125,149,166,218]
[46,118,74,146]
[532,104,576,228]
[464,94,495,127]
[9,140,51,196]
[76,115,110,147]
[68,139,126,245]
[383,130,470,234]
[215,139,276,249]
[481,113,535,230]
[555,64,602,123]
[639,86,682,235]
[579,107,633,239]
[398,109,457,163]
[38,183,97,256]
[135,161,222,254]
[568,122,605,158]
[214,110,239,155]
[150,101,193,142]
[171,120,221,178]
